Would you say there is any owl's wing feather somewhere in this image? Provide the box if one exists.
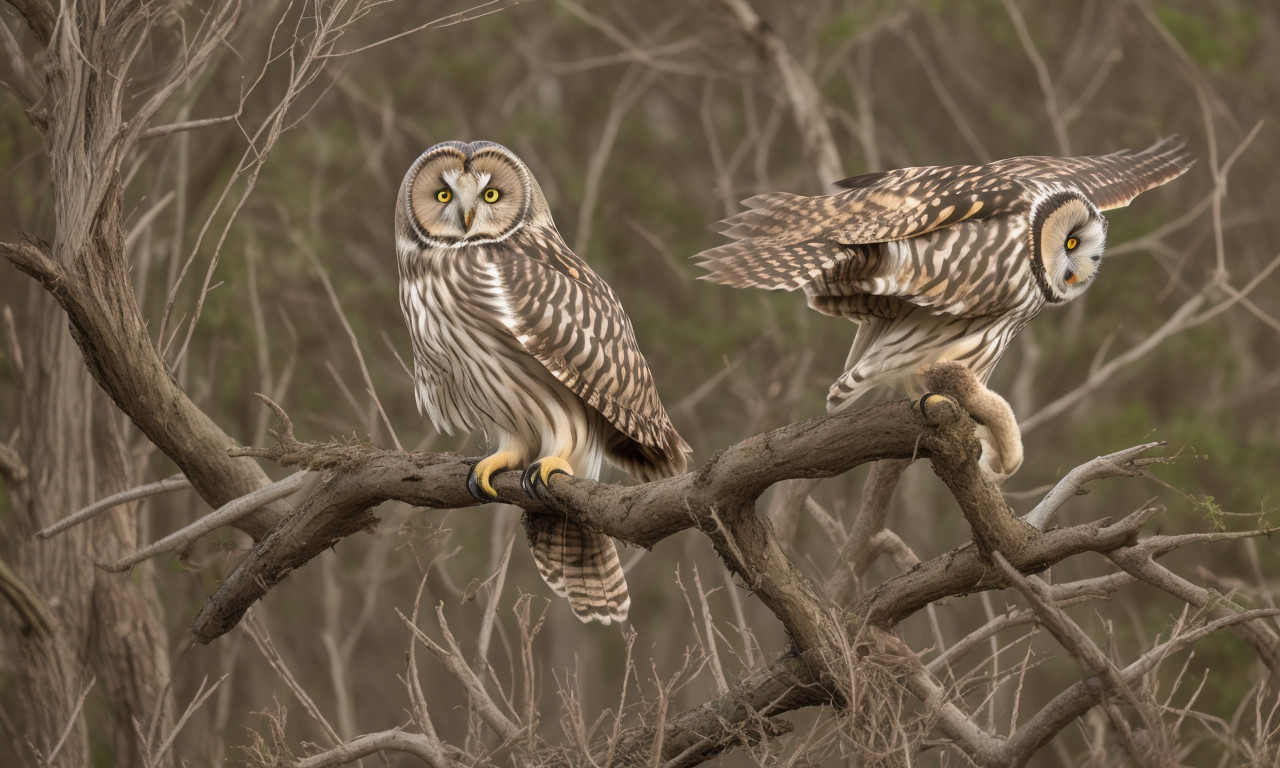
[489,228,689,476]
[993,134,1193,211]
[698,164,1024,294]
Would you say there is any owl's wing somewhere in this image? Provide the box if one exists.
[990,135,1193,211]
[697,164,1025,294]
[487,228,688,465]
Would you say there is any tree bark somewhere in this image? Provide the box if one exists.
[7,287,172,767]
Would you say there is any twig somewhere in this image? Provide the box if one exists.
[474,512,516,672]
[3,305,23,376]
[140,112,241,140]
[396,605,521,744]
[1001,0,1070,154]
[991,552,1155,761]
[999,608,1280,763]
[0,555,53,635]
[572,64,654,255]
[243,613,343,746]
[295,729,467,768]
[96,471,308,572]
[37,474,192,539]
[300,240,402,451]
[144,675,226,768]
[926,573,1135,674]
[45,677,95,765]
[327,0,526,58]
[705,0,844,186]
[1023,442,1166,529]
[1108,546,1280,674]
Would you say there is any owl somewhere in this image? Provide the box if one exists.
[395,141,690,624]
[698,136,1192,482]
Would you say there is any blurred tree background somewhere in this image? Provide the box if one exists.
[1,0,1278,764]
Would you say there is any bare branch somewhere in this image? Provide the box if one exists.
[244,614,343,747]
[0,555,54,635]
[45,677,95,765]
[1108,547,1280,674]
[139,112,242,140]
[828,457,910,604]
[1000,609,1280,764]
[704,0,844,187]
[144,675,227,768]
[37,474,191,540]
[2,305,22,377]
[396,605,522,744]
[97,471,309,573]
[1001,0,1070,154]
[1023,442,1167,529]
[295,729,470,768]
[991,552,1155,761]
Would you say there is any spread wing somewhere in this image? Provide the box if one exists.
[696,166,1025,293]
[488,227,687,464]
[986,134,1193,211]
[696,135,1191,297]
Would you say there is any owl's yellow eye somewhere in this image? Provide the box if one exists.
[436,189,452,203]
[483,188,501,204]
[1065,236,1079,251]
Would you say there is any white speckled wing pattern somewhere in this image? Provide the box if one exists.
[697,136,1193,411]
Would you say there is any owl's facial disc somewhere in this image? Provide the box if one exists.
[404,141,529,244]
[1031,191,1106,303]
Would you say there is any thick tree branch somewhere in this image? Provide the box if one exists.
[195,385,1267,768]
[193,395,999,642]
[4,222,291,540]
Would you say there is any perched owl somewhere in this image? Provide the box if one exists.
[395,141,690,624]
[698,136,1192,482]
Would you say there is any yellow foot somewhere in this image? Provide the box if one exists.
[521,456,574,500]
[467,450,522,502]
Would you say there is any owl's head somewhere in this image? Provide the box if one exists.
[398,141,551,246]
[1029,189,1107,303]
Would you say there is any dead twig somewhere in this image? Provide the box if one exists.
[37,474,192,539]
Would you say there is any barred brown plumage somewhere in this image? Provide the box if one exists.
[395,141,690,624]
[698,136,1193,483]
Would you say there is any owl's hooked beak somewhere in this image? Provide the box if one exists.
[464,205,477,232]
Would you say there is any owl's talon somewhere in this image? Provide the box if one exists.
[466,470,498,503]
[467,450,522,503]
[521,457,574,500]
[915,392,957,422]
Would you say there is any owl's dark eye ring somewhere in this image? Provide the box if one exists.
[483,188,501,204]
[436,189,452,203]
[1065,236,1079,251]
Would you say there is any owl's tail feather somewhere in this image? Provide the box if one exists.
[527,515,630,625]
